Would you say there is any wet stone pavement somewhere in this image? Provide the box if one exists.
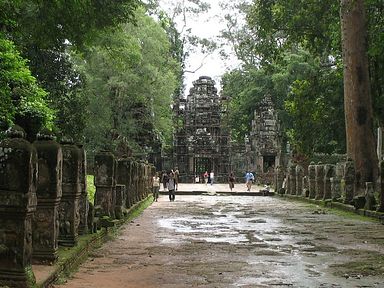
[54,193,384,288]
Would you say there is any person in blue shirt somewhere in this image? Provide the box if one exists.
[245,171,255,191]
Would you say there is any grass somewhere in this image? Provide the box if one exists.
[87,175,96,204]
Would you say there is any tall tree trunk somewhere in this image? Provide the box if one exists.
[340,0,378,195]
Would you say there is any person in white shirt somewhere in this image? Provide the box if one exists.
[167,172,176,201]
[152,172,160,201]
[210,170,214,185]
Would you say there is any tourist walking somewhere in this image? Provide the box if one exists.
[203,171,208,185]
[210,170,215,185]
[167,171,176,201]
[161,171,169,191]
[228,172,235,191]
[245,171,255,191]
[174,167,180,191]
[152,172,160,201]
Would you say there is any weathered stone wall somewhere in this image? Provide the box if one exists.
[0,127,155,286]
[33,130,62,263]
[276,157,384,212]
[0,126,38,287]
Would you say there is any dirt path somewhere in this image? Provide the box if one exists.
[54,195,384,288]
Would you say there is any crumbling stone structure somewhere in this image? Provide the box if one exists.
[0,126,38,287]
[308,163,316,199]
[295,165,304,196]
[343,158,355,204]
[94,150,116,218]
[323,164,335,200]
[32,130,62,263]
[315,164,325,200]
[288,165,296,195]
[174,76,230,182]
[117,156,133,209]
[78,145,89,235]
[249,95,282,182]
[59,138,81,247]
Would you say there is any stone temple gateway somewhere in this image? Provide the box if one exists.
[174,76,230,182]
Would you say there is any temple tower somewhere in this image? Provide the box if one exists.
[174,76,230,182]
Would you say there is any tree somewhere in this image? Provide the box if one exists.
[340,0,378,195]
[0,37,54,140]
[80,7,181,156]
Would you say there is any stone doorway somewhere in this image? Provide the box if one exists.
[194,157,212,181]
[263,155,276,172]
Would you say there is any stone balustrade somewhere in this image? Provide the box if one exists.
[0,127,155,287]
[276,157,384,213]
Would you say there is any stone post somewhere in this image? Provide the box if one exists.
[32,130,62,263]
[289,165,296,195]
[130,161,137,204]
[139,162,145,200]
[364,182,376,210]
[0,126,38,287]
[115,184,126,219]
[295,165,304,196]
[94,150,116,218]
[302,176,309,197]
[378,160,384,212]
[117,156,133,209]
[59,138,81,246]
[77,144,88,235]
[331,177,341,201]
[343,158,355,204]
[315,164,325,200]
[323,164,335,200]
[275,166,285,194]
[308,162,316,199]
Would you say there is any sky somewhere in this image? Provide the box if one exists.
[158,0,243,96]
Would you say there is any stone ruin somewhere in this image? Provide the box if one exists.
[275,157,384,213]
[247,94,282,184]
[0,126,155,287]
[174,76,230,182]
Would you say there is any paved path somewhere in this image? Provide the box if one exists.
[164,182,269,194]
[54,188,384,288]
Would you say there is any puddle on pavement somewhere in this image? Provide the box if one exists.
[156,195,384,287]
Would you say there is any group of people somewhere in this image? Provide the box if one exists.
[227,171,255,191]
[203,170,215,185]
[152,168,179,202]
[152,168,256,202]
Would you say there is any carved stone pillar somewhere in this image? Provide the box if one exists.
[308,163,316,199]
[115,184,126,219]
[302,176,309,197]
[117,157,133,209]
[132,161,139,204]
[289,165,296,195]
[274,166,285,194]
[77,145,88,235]
[331,177,341,201]
[32,130,62,263]
[94,150,116,218]
[364,182,376,210]
[59,138,81,246]
[377,160,384,212]
[139,162,145,200]
[315,164,325,200]
[323,164,335,200]
[343,158,355,204]
[295,165,304,196]
[0,126,38,287]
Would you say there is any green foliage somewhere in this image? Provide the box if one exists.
[87,175,96,204]
[81,7,181,155]
[0,37,54,138]
[221,68,270,141]
[222,46,345,157]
